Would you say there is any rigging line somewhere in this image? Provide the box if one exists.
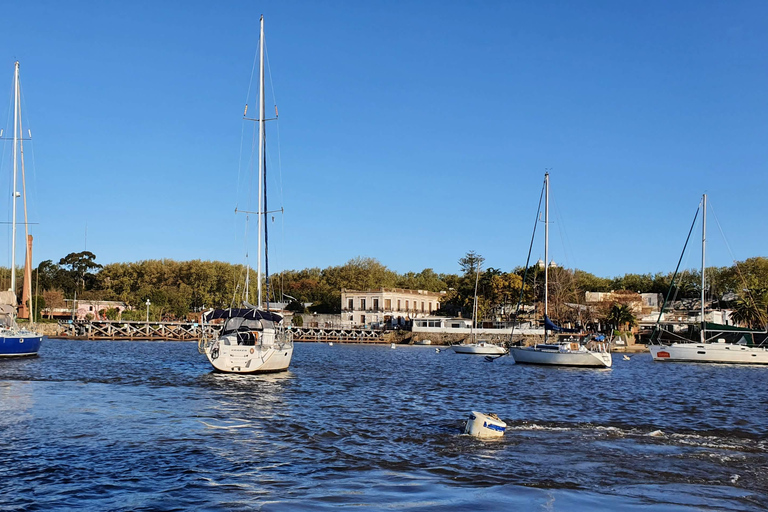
[264,129,270,309]
[19,83,40,227]
[709,200,760,308]
[2,73,14,284]
[650,202,700,343]
[551,196,572,270]
[264,39,286,210]
[508,177,546,344]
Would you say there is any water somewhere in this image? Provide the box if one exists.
[1,340,767,511]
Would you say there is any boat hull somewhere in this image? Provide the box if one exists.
[0,334,44,357]
[206,342,293,373]
[509,347,612,367]
[451,343,507,355]
[650,343,768,364]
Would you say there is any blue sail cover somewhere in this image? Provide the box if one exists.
[544,315,580,333]
[203,308,283,323]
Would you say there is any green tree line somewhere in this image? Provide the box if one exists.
[1,251,765,325]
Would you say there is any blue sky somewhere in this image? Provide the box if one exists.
[1,1,766,279]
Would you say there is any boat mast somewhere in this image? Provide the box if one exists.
[9,62,19,296]
[256,15,265,308]
[700,193,706,343]
[471,264,480,342]
[544,172,549,343]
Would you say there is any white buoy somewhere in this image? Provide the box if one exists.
[328,342,333,346]
[464,411,506,438]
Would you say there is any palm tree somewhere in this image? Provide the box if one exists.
[729,295,767,329]
[606,304,637,332]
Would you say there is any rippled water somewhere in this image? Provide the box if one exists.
[1,339,767,511]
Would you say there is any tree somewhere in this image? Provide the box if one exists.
[42,290,65,319]
[606,304,637,331]
[58,251,102,296]
[458,251,485,277]
[730,295,767,329]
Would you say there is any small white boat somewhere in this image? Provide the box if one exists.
[622,355,631,361]
[509,340,612,367]
[650,341,768,364]
[390,343,396,349]
[452,341,507,355]
[450,265,507,356]
[201,307,293,374]
[414,339,432,345]
[508,173,611,368]
[198,16,293,374]
[464,411,506,438]
[650,194,768,365]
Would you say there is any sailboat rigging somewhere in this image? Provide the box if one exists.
[649,194,768,364]
[508,172,612,368]
[198,16,294,373]
[451,262,507,355]
[0,61,44,357]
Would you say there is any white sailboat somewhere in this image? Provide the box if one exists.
[509,173,611,368]
[198,16,293,373]
[0,61,44,357]
[451,265,507,355]
[650,194,768,364]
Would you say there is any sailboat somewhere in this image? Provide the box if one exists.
[508,173,611,368]
[451,264,506,355]
[0,62,45,357]
[198,16,293,373]
[649,194,768,364]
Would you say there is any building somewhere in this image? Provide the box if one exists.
[341,288,446,327]
[46,300,130,320]
[412,316,543,335]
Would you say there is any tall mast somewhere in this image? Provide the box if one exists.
[256,15,265,308]
[10,62,19,296]
[701,193,706,343]
[544,172,549,342]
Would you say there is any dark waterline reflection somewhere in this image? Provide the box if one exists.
[0,339,766,511]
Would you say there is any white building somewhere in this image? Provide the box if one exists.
[412,316,544,335]
[341,288,445,327]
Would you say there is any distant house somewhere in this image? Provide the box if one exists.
[340,288,446,328]
[47,300,129,320]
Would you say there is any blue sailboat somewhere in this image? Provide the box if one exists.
[0,62,44,357]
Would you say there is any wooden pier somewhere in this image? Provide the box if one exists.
[57,320,389,343]
[58,320,220,341]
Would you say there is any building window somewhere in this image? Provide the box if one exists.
[373,299,379,311]
[348,299,354,310]
[385,299,391,310]
[429,302,432,312]
[397,299,401,310]
[361,299,366,310]
[349,315,353,321]
[405,300,409,311]
[421,302,425,312]
[360,314,366,325]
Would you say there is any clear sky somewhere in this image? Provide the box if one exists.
[1,1,766,279]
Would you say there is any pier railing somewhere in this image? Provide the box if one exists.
[57,320,388,343]
[58,320,220,341]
